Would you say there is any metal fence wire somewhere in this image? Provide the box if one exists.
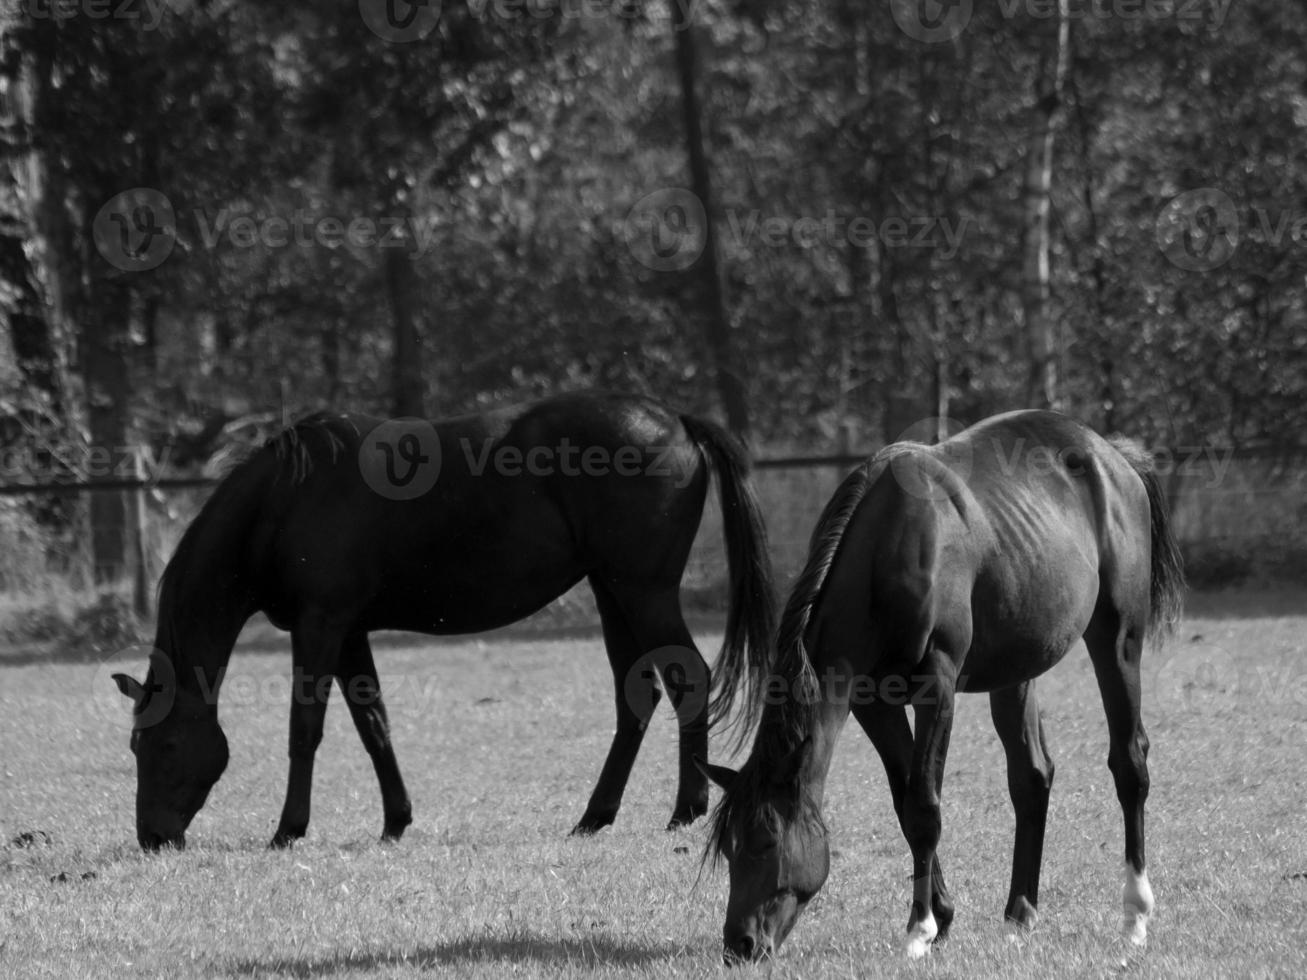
[1,447,1304,617]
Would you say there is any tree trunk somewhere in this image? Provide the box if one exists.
[80,274,134,585]
[385,209,424,418]
[1020,0,1069,410]
[668,0,750,441]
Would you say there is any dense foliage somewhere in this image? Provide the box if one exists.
[1,0,1304,582]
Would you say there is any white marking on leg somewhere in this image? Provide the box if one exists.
[1121,862,1154,946]
[904,912,938,960]
[903,873,938,959]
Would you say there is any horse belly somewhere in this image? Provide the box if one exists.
[958,562,1098,692]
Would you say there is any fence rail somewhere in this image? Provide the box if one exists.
[2,445,1304,606]
[3,444,1304,495]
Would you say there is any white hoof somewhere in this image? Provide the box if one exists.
[1121,863,1154,947]
[1122,909,1149,947]
[903,915,938,960]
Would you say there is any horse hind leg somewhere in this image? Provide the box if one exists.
[336,631,412,842]
[989,681,1055,930]
[1085,603,1154,946]
[571,578,653,834]
[571,578,709,835]
[616,585,710,830]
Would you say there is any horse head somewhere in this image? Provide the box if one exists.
[113,650,228,850]
[701,737,830,965]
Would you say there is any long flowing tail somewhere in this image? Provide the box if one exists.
[679,415,777,740]
[1111,437,1186,638]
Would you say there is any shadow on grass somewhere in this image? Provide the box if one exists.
[227,933,691,975]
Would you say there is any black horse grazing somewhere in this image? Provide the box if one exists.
[112,392,775,850]
[701,410,1183,964]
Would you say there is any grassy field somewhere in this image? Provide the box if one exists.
[1,590,1305,979]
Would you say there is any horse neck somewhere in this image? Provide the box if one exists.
[755,648,853,810]
[153,580,248,703]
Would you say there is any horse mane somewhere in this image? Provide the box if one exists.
[705,459,878,864]
[265,412,356,484]
[152,412,358,674]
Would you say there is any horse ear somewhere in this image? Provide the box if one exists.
[694,755,738,791]
[112,673,144,703]
[771,736,813,786]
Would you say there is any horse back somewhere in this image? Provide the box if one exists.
[246,393,709,631]
[823,411,1152,690]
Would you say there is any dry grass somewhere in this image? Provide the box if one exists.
[1,591,1305,978]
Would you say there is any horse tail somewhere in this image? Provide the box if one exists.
[1111,437,1186,639]
[679,415,777,741]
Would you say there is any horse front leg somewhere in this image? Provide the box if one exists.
[853,700,956,938]
[902,658,958,960]
[337,631,412,842]
[271,614,344,848]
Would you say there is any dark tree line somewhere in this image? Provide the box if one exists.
[2,0,1305,585]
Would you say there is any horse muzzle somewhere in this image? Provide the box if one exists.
[722,932,773,966]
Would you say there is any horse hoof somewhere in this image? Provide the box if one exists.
[666,811,703,831]
[1122,913,1149,947]
[904,934,934,960]
[380,821,409,843]
[269,831,302,849]
[903,915,939,960]
[569,813,614,836]
[1005,897,1038,930]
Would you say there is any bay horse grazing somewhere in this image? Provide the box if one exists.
[112,392,775,850]
[701,410,1183,964]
